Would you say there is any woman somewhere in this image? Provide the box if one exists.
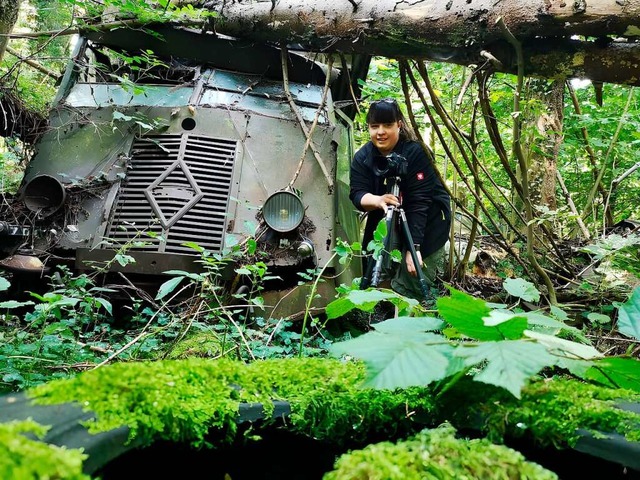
[349,98,451,300]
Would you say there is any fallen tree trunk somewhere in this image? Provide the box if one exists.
[181,0,640,86]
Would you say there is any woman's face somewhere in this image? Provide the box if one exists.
[368,120,402,156]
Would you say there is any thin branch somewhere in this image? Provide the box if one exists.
[497,16,557,305]
[6,46,62,80]
[280,44,334,191]
[556,170,591,239]
[288,55,334,189]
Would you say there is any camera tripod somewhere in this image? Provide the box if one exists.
[360,176,431,301]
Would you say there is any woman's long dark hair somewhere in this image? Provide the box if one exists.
[365,98,417,141]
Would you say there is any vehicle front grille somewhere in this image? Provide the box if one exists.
[105,134,237,254]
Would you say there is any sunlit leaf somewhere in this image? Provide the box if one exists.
[503,277,540,303]
[585,356,640,392]
[0,300,34,309]
[437,288,524,340]
[524,330,602,359]
[325,289,418,320]
[94,298,113,315]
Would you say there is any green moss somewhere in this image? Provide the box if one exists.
[439,376,640,447]
[5,359,639,479]
[165,332,226,359]
[324,424,558,480]
[28,358,437,448]
[0,420,89,480]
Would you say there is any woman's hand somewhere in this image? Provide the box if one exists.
[360,193,399,212]
[405,250,423,276]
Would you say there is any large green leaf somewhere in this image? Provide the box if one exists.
[0,300,34,309]
[454,340,554,398]
[329,316,451,389]
[331,330,455,389]
[437,288,526,340]
[585,356,640,392]
[617,286,640,340]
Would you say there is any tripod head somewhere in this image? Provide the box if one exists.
[384,176,402,200]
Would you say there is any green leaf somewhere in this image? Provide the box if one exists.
[156,276,185,300]
[521,310,585,339]
[617,287,640,340]
[0,276,10,292]
[162,270,204,282]
[112,110,133,122]
[503,277,540,303]
[437,288,524,341]
[325,289,417,320]
[246,238,257,255]
[549,305,569,321]
[373,219,387,243]
[373,316,445,334]
[115,254,135,267]
[0,300,34,309]
[482,310,528,339]
[585,356,640,392]
[523,330,602,359]
[94,298,113,316]
[330,331,455,389]
[454,340,554,398]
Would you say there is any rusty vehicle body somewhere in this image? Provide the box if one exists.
[0,25,366,317]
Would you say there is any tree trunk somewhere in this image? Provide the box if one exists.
[0,0,20,63]
[526,79,563,211]
[186,0,640,86]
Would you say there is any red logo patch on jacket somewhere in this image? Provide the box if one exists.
[416,172,424,180]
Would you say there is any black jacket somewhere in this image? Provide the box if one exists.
[349,140,451,257]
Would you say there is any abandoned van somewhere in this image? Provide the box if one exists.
[0,25,365,316]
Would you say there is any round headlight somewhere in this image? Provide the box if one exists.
[263,191,304,233]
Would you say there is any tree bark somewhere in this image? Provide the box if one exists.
[527,79,563,211]
[186,0,640,86]
[0,0,20,63]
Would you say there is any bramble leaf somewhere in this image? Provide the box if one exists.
[454,340,553,398]
[585,356,640,392]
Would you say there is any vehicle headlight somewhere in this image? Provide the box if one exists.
[22,174,66,217]
[262,191,304,233]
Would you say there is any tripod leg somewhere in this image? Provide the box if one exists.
[398,209,431,301]
[360,207,396,290]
